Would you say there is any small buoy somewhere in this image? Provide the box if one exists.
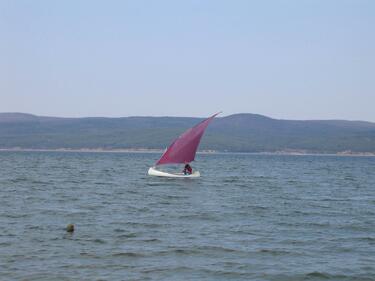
[66,224,74,233]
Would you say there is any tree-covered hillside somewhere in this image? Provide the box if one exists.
[1,113,375,153]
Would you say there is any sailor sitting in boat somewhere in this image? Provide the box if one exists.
[183,164,193,175]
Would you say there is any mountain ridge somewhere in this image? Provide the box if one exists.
[1,112,374,153]
[1,112,374,125]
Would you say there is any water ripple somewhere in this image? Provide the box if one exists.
[0,151,374,280]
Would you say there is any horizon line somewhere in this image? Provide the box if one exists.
[0,111,374,123]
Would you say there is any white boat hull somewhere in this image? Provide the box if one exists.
[148,167,200,178]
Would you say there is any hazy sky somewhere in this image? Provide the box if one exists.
[1,0,374,120]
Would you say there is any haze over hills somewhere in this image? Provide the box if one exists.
[1,113,375,154]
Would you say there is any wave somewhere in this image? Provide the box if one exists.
[112,252,145,258]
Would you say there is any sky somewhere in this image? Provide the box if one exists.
[1,0,374,121]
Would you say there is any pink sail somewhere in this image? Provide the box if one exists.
[156,113,220,165]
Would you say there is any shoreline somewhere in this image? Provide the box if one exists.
[0,148,374,157]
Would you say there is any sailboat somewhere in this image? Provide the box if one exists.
[148,112,220,178]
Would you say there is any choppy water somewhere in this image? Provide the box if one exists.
[0,151,374,281]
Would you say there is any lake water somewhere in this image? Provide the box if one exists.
[0,151,374,281]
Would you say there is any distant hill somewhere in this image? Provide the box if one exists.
[1,112,375,154]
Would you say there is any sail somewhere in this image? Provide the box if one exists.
[156,113,219,165]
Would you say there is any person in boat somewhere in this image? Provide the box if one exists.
[183,163,193,175]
